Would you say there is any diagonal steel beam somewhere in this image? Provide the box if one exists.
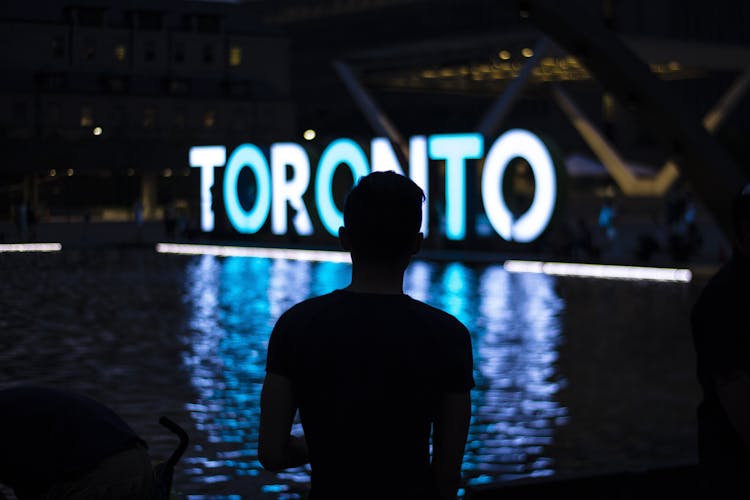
[476,36,550,140]
[527,0,748,243]
[702,69,750,132]
[552,84,679,196]
[332,59,409,166]
[552,62,750,197]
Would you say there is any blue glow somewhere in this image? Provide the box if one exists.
[315,138,370,236]
[182,258,567,495]
[403,260,435,303]
[428,133,483,240]
[193,130,563,243]
[438,262,477,331]
[223,144,272,234]
[409,136,430,236]
[261,484,290,493]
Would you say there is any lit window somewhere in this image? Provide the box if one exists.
[80,106,93,127]
[229,45,242,66]
[114,44,127,62]
[203,111,216,128]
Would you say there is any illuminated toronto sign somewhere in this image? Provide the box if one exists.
[189,128,560,243]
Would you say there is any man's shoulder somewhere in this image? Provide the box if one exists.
[403,296,469,333]
[698,256,748,301]
[405,295,457,319]
[692,255,750,322]
[276,291,469,335]
[275,291,341,324]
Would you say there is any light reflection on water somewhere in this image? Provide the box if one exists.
[0,249,700,500]
[182,255,566,496]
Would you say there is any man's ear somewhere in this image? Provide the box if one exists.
[411,232,424,255]
[339,226,352,252]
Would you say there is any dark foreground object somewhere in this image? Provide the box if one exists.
[465,463,699,499]
[154,416,190,500]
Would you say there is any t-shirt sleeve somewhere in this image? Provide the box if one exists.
[442,321,475,393]
[265,311,294,377]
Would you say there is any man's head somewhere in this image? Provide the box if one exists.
[731,183,750,253]
[340,171,425,266]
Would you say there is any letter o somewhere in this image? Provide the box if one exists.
[315,139,370,236]
[223,144,272,234]
[481,129,557,242]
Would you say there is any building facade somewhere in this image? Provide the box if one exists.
[0,0,293,224]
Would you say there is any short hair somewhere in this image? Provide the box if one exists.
[731,182,750,241]
[342,171,425,263]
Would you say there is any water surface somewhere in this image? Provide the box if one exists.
[0,248,704,498]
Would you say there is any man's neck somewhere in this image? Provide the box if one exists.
[345,264,406,295]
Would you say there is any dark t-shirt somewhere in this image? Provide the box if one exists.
[266,289,475,499]
[691,251,750,467]
[0,385,146,496]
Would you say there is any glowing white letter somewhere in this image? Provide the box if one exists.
[315,138,370,236]
[190,146,226,232]
[223,144,272,234]
[271,143,314,236]
[482,129,557,242]
[371,137,403,174]
[428,133,483,240]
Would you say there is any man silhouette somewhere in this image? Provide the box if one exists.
[691,182,750,498]
[259,171,475,499]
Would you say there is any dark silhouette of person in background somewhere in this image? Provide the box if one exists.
[597,196,617,245]
[0,385,156,499]
[133,198,144,243]
[258,171,475,500]
[691,182,750,498]
[572,216,596,260]
[668,189,702,263]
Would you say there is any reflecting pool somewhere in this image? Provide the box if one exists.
[0,249,703,499]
